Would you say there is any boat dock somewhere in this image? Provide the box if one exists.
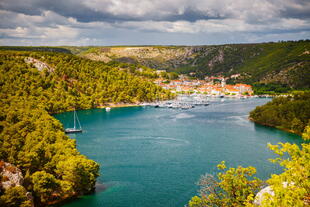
[141,94,210,109]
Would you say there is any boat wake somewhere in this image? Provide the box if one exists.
[120,135,190,146]
[226,115,250,127]
[174,112,195,119]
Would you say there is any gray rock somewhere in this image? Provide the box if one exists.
[0,162,24,190]
[24,57,54,72]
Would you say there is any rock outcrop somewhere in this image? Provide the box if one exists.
[25,57,54,73]
[0,161,34,207]
[254,185,274,206]
[0,161,23,190]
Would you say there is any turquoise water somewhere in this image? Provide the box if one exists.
[55,98,301,207]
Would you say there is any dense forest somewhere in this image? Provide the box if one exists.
[0,103,99,206]
[0,50,173,206]
[249,91,310,134]
[0,51,173,113]
[251,83,293,95]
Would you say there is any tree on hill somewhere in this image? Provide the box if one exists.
[249,91,310,135]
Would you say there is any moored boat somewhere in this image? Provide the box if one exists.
[65,110,83,134]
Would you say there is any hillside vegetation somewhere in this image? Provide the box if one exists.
[2,41,309,89]
[79,41,310,89]
[0,51,173,113]
[0,50,173,206]
[249,91,310,134]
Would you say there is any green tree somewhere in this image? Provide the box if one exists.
[259,126,310,206]
[250,91,310,135]
[188,161,262,207]
[56,156,99,193]
[189,126,310,207]
[169,72,179,80]
[0,186,32,207]
[31,171,59,204]
[291,118,304,134]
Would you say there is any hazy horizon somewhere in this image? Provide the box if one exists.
[1,39,309,47]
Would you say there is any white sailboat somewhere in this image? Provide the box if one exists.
[65,110,83,133]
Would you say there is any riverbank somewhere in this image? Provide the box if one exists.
[98,103,141,109]
[57,94,276,114]
[249,91,310,136]
[248,117,301,136]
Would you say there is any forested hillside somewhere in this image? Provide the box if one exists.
[249,91,310,135]
[80,41,310,89]
[0,51,173,113]
[0,50,173,206]
[2,41,309,89]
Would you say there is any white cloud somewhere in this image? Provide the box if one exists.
[0,0,309,45]
[116,17,309,34]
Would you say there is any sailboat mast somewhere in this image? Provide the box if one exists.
[74,110,76,129]
[65,109,82,134]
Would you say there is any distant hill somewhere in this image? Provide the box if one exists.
[2,41,309,89]
[79,41,310,89]
[0,46,72,54]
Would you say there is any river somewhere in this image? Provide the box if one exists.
[55,98,301,207]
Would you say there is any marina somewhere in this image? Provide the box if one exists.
[140,94,262,109]
[141,94,210,109]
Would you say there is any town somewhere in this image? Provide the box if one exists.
[154,75,253,97]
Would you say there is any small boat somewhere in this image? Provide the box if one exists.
[65,110,82,134]
[193,101,209,106]
[106,107,111,112]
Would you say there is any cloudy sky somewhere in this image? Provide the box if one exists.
[0,0,309,46]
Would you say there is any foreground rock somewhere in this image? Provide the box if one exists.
[0,161,34,207]
[0,161,23,190]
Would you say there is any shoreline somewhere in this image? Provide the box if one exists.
[52,103,142,114]
[248,117,301,136]
[97,103,141,109]
[55,95,273,114]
